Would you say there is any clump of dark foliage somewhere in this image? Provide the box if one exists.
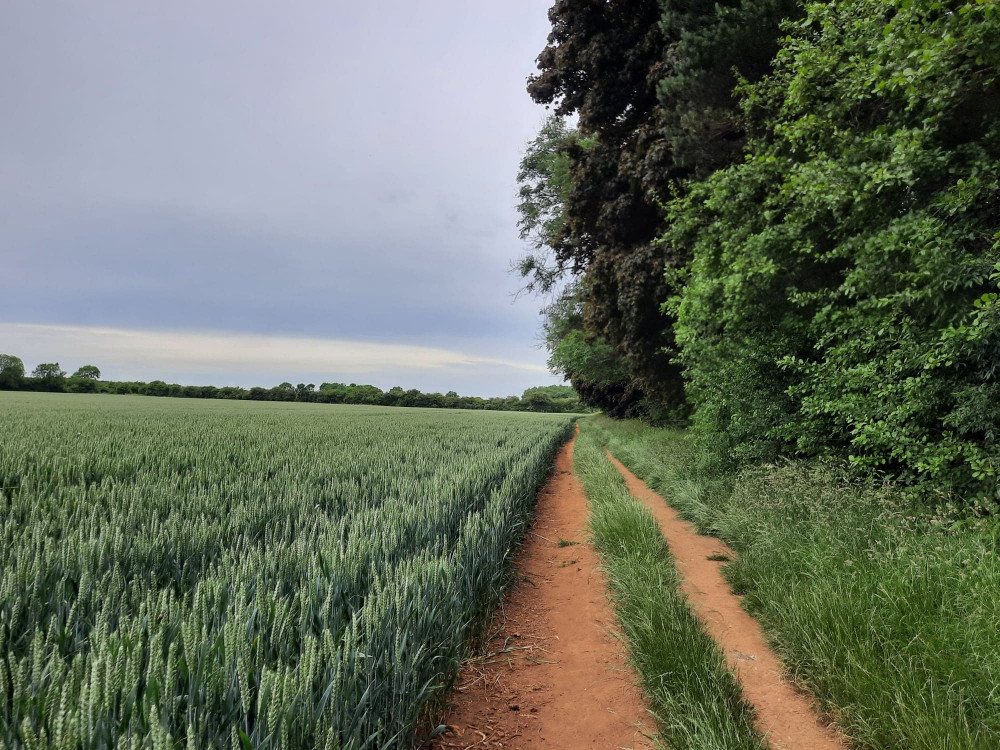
[520,0,1000,502]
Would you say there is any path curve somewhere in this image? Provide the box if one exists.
[429,433,653,749]
[606,451,848,750]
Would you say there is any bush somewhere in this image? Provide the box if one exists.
[670,0,1000,499]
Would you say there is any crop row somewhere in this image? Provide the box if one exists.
[0,393,574,748]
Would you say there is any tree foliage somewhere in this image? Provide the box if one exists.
[0,355,588,413]
[514,115,579,294]
[31,363,65,385]
[541,281,647,418]
[522,0,1000,500]
[0,354,24,389]
[524,0,797,408]
[72,365,101,380]
[671,0,1000,497]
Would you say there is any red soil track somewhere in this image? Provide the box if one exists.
[606,452,847,750]
[428,433,654,749]
[429,432,847,749]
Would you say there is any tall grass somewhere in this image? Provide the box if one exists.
[589,416,1000,750]
[0,392,574,749]
[573,424,764,750]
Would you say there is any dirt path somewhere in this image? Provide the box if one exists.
[606,452,847,750]
[429,433,654,750]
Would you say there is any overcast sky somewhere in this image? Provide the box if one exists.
[1,1,560,396]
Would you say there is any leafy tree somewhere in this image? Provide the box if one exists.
[68,376,98,393]
[144,380,169,397]
[515,115,581,293]
[0,354,25,389]
[526,0,797,409]
[522,385,576,400]
[672,0,1000,496]
[32,363,66,388]
[528,0,677,404]
[524,391,554,412]
[542,281,646,417]
[269,383,296,402]
[72,365,101,380]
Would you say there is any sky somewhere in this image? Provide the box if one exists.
[0,1,561,397]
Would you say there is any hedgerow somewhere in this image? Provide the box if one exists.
[670,0,1000,498]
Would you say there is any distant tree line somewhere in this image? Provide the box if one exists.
[520,0,1000,500]
[0,354,588,413]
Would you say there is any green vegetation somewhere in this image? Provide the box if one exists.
[521,0,797,415]
[0,352,588,413]
[589,416,1000,749]
[671,0,1000,497]
[520,4,1000,741]
[573,421,763,750]
[0,392,574,748]
[522,0,1000,500]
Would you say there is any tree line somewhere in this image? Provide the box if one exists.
[520,0,1000,500]
[0,354,587,413]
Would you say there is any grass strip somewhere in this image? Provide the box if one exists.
[588,415,1000,750]
[573,422,765,750]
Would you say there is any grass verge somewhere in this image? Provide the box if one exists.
[573,423,765,750]
[587,415,1000,750]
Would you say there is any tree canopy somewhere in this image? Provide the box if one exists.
[521,0,1000,500]
[671,0,1000,495]
[522,0,798,413]
[0,354,25,389]
[72,365,101,380]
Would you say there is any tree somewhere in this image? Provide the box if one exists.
[525,0,799,411]
[72,365,101,380]
[515,115,581,293]
[32,362,66,384]
[0,354,25,389]
[672,0,1000,496]
[68,376,98,393]
[144,380,169,397]
[541,281,646,418]
[522,385,576,400]
[524,391,554,412]
[528,0,679,405]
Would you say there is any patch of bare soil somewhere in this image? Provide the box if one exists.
[606,452,848,750]
[428,433,654,750]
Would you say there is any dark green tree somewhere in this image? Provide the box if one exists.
[32,363,66,389]
[0,354,25,389]
[144,380,169,397]
[541,281,646,417]
[526,0,798,410]
[72,365,101,380]
[524,391,554,412]
[522,385,577,400]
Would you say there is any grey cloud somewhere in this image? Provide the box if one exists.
[1,1,559,394]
